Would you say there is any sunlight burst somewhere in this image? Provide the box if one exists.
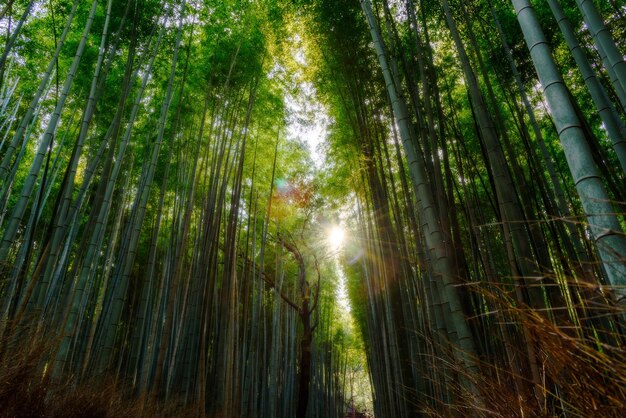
[327,225,346,251]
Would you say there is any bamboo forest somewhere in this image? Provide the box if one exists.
[2,0,626,417]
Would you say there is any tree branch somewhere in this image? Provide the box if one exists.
[310,254,322,315]
[238,251,301,312]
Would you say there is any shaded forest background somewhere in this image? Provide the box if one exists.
[0,0,625,416]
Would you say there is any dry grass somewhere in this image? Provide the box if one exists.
[0,331,196,418]
[2,284,626,417]
[468,286,626,417]
[411,280,626,418]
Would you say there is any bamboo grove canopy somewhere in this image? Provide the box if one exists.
[0,0,625,417]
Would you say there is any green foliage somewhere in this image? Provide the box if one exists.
[1,0,626,416]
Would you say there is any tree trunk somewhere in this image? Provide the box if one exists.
[513,0,626,298]
[548,0,626,174]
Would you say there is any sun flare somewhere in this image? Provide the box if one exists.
[327,225,346,251]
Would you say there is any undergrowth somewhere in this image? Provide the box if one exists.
[0,331,195,418]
